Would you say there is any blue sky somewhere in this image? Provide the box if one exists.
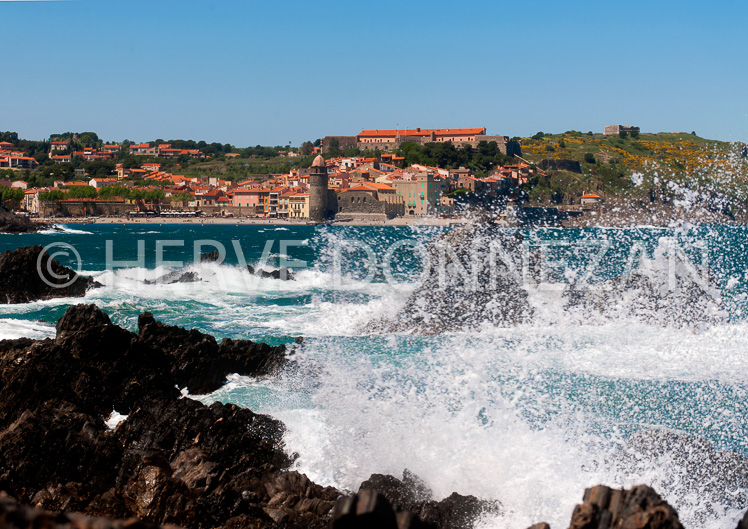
[2,0,747,146]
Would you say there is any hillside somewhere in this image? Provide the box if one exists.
[519,131,748,211]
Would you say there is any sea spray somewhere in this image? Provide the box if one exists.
[1,223,747,529]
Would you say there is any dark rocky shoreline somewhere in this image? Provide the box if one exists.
[0,245,100,304]
[0,206,48,234]
[0,305,499,529]
[0,305,724,529]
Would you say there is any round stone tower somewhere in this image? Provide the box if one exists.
[308,154,328,223]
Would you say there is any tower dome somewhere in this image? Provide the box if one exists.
[311,155,325,168]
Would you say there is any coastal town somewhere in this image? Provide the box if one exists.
[0,127,606,224]
[4,122,745,226]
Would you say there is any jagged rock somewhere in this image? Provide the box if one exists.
[200,250,221,262]
[0,245,100,303]
[568,485,682,529]
[0,206,47,233]
[737,510,748,529]
[145,270,200,285]
[0,399,120,505]
[0,304,346,529]
[359,470,433,512]
[562,251,727,327]
[418,492,500,529]
[332,490,401,529]
[374,219,533,332]
[0,494,169,529]
[358,471,499,529]
[617,429,748,519]
[137,312,287,394]
[247,265,295,281]
[526,523,551,529]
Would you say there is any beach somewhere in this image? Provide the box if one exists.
[35,215,469,227]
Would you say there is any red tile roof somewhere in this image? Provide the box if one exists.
[358,127,485,138]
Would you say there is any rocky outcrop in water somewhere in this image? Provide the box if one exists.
[737,510,748,529]
[247,265,295,281]
[561,249,727,328]
[375,219,534,333]
[0,494,168,529]
[0,245,100,304]
[0,206,47,233]
[567,485,683,529]
[0,304,721,529]
[144,270,201,285]
[616,429,748,522]
[0,305,333,528]
[357,471,500,529]
[378,217,728,332]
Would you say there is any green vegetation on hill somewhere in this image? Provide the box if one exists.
[519,131,748,209]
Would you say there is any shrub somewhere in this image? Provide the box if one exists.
[584,153,596,164]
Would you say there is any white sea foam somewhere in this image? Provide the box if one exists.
[0,318,56,340]
[36,225,94,235]
[240,322,748,529]
[105,410,128,430]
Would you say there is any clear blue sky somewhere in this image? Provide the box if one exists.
[2,0,747,147]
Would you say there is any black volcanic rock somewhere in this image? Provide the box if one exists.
[0,495,170,529]
[738,510,748,529]
[0,206,47,233]
[145,270,201,285]
[0,245,100,303]
[358,471,500,529]
[0,304,696,529]
[200,250,221,262]
[0,305,337,529]
[617,429,748,520]
[567,484,683,529]
[373,219,533,332]
[247,265,295,281]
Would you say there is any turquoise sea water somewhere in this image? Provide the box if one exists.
[1,223,747,529]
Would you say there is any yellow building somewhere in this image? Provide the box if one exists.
[289,192,309,219]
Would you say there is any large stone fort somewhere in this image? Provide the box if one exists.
[322,127,511,154]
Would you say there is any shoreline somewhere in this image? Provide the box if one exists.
[34,216,469,227]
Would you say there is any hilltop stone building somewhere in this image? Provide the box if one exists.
[604,125,640,136]
[322,127,511,154]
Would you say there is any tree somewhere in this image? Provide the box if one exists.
[327,137,341,157]
[300,141,314,156]
[0,186,24,203]
[531,132,545,140]
[145,189,165,203]
[618,130,628,139]
[98,186,131,199]
[558,139,566,148]
[66,185,99,199]
[584,153,596,164]
[170,192,194,205]
[39,190,66,201]
[630,130,640,139]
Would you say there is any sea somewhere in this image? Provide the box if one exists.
[1,222,747,529]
